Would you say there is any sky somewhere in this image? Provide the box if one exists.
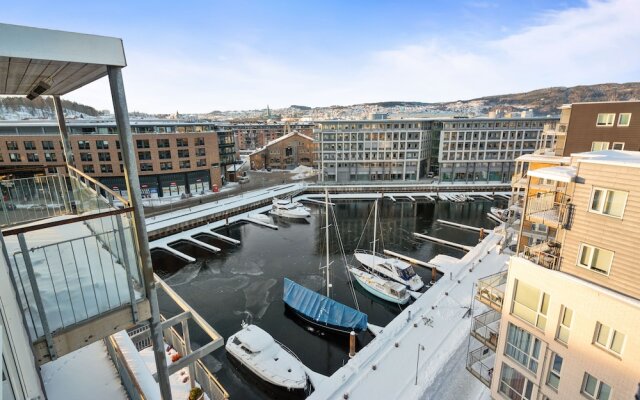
[3,0,640,113]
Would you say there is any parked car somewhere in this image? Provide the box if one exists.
[238,176,250,184]
[28,204,48,211]
[3,202,16,210]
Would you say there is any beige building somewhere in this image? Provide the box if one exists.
[249,130,314,170]
[468,150,640,400]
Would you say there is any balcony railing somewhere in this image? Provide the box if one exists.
[0,174,71,227]
[471,309,501,351]
[523,241,561,270]
[525,192,569,227]
[466,345,495,388]
[476,270,507,311]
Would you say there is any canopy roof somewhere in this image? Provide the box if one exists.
[527,166,577,183]
[0,23,126,96]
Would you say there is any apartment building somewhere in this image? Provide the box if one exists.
[0,120,227,197]
[314,119,441,182]
[232,122,314,150]
[249,130,314,170]
[438,117,557,183]
[468,150,640,400]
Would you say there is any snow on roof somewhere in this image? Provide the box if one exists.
[516,154,570,164]
[235,325,275,353]
[248,130,314,156]
[571,150,640,169]
[527,165,577,183]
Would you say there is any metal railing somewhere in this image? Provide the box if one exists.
[476,271,507,311]
[471,309,501,351]
[523,242,561,270]
[466,345,494,388]
[0,174,71,227]
[525,192,569,227]
[105,336,149,400]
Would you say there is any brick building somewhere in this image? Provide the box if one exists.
[233,122,314,150]
[249,130,314,170]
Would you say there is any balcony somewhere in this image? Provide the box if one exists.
[475,270,507,312]
[525,192,569,229]
[470,309,501,351]
[523,241,561,270]
[466,344,495,388]
[1,168,150,364]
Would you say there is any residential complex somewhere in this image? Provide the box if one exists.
[0,120,236,197]
[232,122,314,150]
[249,130,314,170]
[314,119,441,182]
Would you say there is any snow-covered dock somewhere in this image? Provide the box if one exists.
[412,232,474,251]
[308,232,508,400]
[436,219,489,232]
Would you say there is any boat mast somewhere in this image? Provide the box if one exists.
[325,188,331,297]
[372,199,378,257]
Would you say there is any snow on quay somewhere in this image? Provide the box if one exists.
[308,231,508,400]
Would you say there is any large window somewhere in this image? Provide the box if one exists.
[590,187,627,218]
[96,140,109,150]
[591,141,609,151]
[546,353,563,390]
[512,280,550,330]
[41,140,55,150]
[594,322,625,355]
[77,140,90,150]
[505,323,541,373]
[617,113,631,127]
[6,141,18,150]
[582,373,611,400]
[498,363,533,400]
[136,139,150,149]
[611,142,624,150]
[80,153,92,162]
[98,152,111,162]
[556,306,573,345]
[24,141,36,150]
[596,113,615,127]
[157,139,170,148]
[578,244,614,275]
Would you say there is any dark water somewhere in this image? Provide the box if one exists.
[150,198,505,399]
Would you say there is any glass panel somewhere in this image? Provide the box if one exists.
[540,293,550,315]
[514,281,540,310]
[562,308,573,327]
[596,324,610,347]
[558,326,570,343]
[598,382,612,400]
[603,190,626,217]
[592,248,613,273]
[584,374,598,396]
[551,354,563,373]
[591,189,603,211]
[579,245,593,267]
[610,331,625,354]
[512,303,537,326]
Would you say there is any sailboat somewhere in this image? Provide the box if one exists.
[283,190,368,334]
[353,200,425,292]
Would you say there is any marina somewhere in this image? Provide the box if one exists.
[150,196,506,398]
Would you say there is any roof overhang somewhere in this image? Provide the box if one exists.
[0,23,126,96]
[527,166,576,183]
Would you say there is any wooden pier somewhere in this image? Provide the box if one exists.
[436,219,488,232]
[412,232,473,251]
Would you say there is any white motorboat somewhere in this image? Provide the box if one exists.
[270,199,310,219]
[348,266,410,304]
[226,324,308,391]
[354,200,425,291]
[247,213,272,223]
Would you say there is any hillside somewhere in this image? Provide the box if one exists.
[0,97,100,120]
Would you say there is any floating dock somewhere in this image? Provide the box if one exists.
[412,232,473,251]
[208,231,241,245]
[436,219,488,232]
[242,216,278,229]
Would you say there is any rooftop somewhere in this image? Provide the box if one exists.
[527,165,577,183]
[572,150,640,169]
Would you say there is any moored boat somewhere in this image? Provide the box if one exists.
[270,198,310,219]
[348,266,410,304]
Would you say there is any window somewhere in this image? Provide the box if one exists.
[596,113,615,127]
[140,163,153,172]
[157,139,170,148]
[197,159,206,167]
[178,149,190,158]
[6,141,18,150]
[611,142,624,150]
[80,153,93,162]
[589,187,627,217]
[196,137,205,146]
[24,141,36,150]
[160,162,172,170]
[9,153,21,162]
[158,150,171,159]
[26,153,39,162]
[582,373,611,400]
[96,140,109,149]
[578,244,614,275]
[556,306,573,344]
[505,323,541,373]
[617,113,631,126]
[512,280,550,330]
[98,152,111,162]
[138,151,152,160]
[546,353,563,390]
[41,140,55,150]
[179,160,191,169]
[82,165,95,174]
[196,148,206,156]
[136,139,150,149]
[594,322,625,355]
[78,140,90,150]
[591,141,609,151]
[176,138,188,147]
[44,153,57,162]
[100,164,113,173]
[498,363,533,400]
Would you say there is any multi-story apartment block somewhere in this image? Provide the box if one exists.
[438,117,557,183]
[249,130,314,170]
[314,119,441,182]
[0,120,226,197]
[232,122,314,150]
[468,150,640,400]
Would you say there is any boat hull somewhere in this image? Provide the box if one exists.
[354,252,424,291]
[284,304,358,335]
[349,268,410,305]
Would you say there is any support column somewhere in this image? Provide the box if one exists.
[107,66,172,400]
[53,95,76,211]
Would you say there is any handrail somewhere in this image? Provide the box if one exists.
[106,336,148,400]
[68,165,130,206]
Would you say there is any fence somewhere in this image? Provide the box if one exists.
[476,271,508,311]
[0,174,71,227]
[471,309,501,350]
[466,345,494,388]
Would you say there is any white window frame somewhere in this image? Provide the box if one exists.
[589,187,628,219]
[582,372,612,400]
[611,142,625,150]
[596,113,616,127]
[577,243,614,275]
[591,141,609,151]
[505,323,542,373]
[498,362,534,400]
[555,306,573,345]
[546,352,563,390]
[511,280,550,331]
[593,322,625,355]
[617,113,631,127]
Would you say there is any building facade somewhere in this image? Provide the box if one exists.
[438,117,557,183]
[249,130,314,170]
[0,120,224,197]
[468,150,640,400]
[314,119,441,182]
[232,122,314,151]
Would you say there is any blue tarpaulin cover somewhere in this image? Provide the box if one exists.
[283,278,368,332]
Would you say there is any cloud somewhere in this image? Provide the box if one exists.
[65,0,640,112]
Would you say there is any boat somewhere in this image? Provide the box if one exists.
[248,213,272,223]
[348,267,410,304]
[283,190,367,334]
[270,198,310,219]
[226,324,308,391]
[354,200,425,291]
[490,207,509,221]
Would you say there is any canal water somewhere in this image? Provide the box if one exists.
[151,198,505,399]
